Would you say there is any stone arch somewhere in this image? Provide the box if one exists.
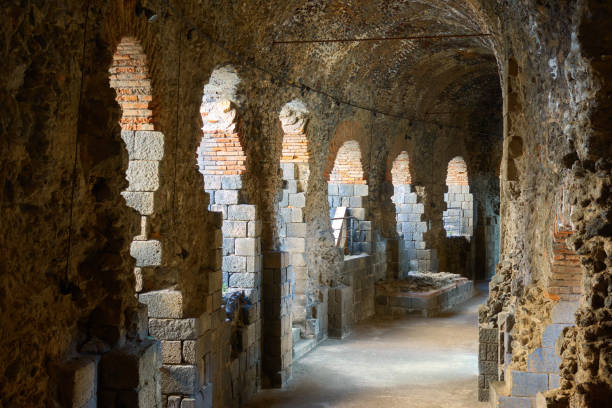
[324,119,369,183]
[327,137,370,255]
[443,156,473,237]
[390,151,413,185]
[328,141,366,185]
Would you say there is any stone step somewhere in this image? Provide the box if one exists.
[292,338,316,362]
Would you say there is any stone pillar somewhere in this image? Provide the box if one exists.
[328,285,353,339]
[261,251,293,387]
[279,162,308,333]
[327,183,371,254]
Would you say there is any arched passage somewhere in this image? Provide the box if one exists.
[443,157,473,238]
[327,140,370,255]
[389,151,434,276]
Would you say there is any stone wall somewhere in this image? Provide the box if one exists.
[328,183,371,254]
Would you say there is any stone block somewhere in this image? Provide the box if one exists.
[121,191,154,215]
[527,348,561,373]
[551,301,578,324]
[289,192,306,207]
[215,190,239,205]
[288,208,302,223]
[287,222,307,238]
[148,318,197,340]
[181,398,196,408]
[349,196,363,207]
[222,221,247,238]
[235,238,258,256]
[511,370,548,397]
[222,238,235,255]
[341,196,350,207]
[182,340,196,364]
[161,341,182,364]
[227,204,256,221]
[126,160,159,192]
[139,289,183,318]
[223,255,246,272]
[281,162,295,180]
[221,175,242,190]
[328,184,339,196]
[248,220,262,237]
[133,131,164,160]
[338,184,354,196]
[404,193,417,204]
[161,364,197,394]
[229,272,258,288]
[57,356,98,408]
[354,184,368,196]
[130,240,162,267]
[479,325,497,343]
[284,238,305,252]
[541,324,571,348]
[203,175,221,190]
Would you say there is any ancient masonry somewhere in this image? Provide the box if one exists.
[443,157,473,237]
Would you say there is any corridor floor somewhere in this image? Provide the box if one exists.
[247,282,489,408]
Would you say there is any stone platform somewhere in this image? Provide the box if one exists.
[375,273,474,317]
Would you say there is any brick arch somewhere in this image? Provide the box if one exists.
[445,156,469,186]
[328,141,366,184]
[390,151,413,185]
[324,119,369,183]
[109,37,154,130]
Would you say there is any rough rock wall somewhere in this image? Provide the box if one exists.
[477,0,612,406]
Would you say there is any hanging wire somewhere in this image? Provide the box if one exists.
[63,0,92,292]
[159,0,496,138]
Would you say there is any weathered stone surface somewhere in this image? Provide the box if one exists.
[125,160,160,192]
[139,289,183,319]
[149,319,197,340]
[130,240,162,267]
[161,364,197,394]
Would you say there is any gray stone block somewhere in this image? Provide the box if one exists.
[354,184,368,196]
[133,131,164,160]
[161,364,197,394]
[229,272,258,288]
[248,220,262,237]
[549,373,560,389]
[291,208,303,223]
[527,348,561,373]
[551,301,579,324]
[121,191,154,215]
[349,196,363,207]
[221,175,242,190]
[126,160,159,192]
[222,221,247,238]
[541,324,571,348]
[328,184,339,196]
[287,222,307,237]
[511,370,548,397]
[349,207,366,220]
[338,184,354,196]
[223,255,246,272]
[284,237,305,252]
[227,204,256,221]
[285,179,298,194]
[222,238,235,255]
[289,192,306,207]
[235,238,258,256]
[281,162,295,180]
[203,175,221,190]
[215,190,239,205]
[148,318,197,340]
[498,395,533,408]
[139,289,183,318]
[341,196,350,207]
[182,340,196,364]
[130,240,162,267]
